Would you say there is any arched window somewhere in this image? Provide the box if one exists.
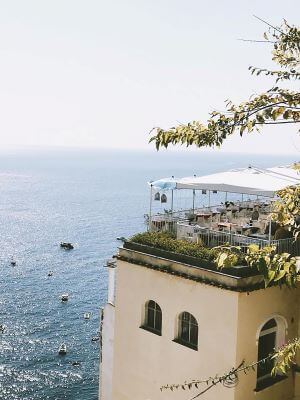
[141,300,162,335]
[256,317,287,391]
[176,312,198,350]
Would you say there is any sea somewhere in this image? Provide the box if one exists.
[0,148,297,400]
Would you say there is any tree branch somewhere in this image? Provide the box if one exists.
[238,39,275,44]
[253,15,286,35]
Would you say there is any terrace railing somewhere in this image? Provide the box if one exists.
[149,215,184,235]
[148,204,299,257]
[177,223,299,256]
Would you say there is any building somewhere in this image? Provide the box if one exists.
[99,166,300,400]
[100,241,300,400]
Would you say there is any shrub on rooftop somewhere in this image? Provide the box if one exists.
[129,231,213,261]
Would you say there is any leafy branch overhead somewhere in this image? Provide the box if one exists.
[245,245,298,287]
[149,20,300,150]
[215,244,299,288]
[273,184,300,240]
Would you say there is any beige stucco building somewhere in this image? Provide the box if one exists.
[99,243,300,400]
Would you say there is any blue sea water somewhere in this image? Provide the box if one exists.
[0,148,297,400]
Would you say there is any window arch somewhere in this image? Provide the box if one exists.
[175,312,198,350]
[256,316,287,391]
[141,300,162,335]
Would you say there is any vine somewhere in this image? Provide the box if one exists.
[161,338,300,399]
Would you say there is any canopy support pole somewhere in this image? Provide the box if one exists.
[192,190,195,213]
[208,190,212,228]
[149,185,153,232]
[225,192,228,203]
[171,190,174,214]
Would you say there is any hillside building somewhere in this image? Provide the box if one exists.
[99,165,300,400]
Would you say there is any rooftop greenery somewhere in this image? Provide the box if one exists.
[128,231,298,287]
[128,231,245,266]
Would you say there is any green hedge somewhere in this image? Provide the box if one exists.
[129,231,214,261]
[128,231,246,266]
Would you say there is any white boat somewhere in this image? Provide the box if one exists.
[83,312,91,320]
[58,344,67,355]
[61,294,69,302]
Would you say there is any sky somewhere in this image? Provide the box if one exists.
[0,0,299,154]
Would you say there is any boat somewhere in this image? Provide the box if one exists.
[83,312,91,320]
[0,324,5,333]
[116,237,126,242]
[60,242,74,250]
[91,336,100,342]
[72,361,80,366]
[10,259,16,266]
[58,344,67,355]
[61,294,69,302]
[48,271,54,277]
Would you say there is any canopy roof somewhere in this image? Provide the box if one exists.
[150,165,300,197]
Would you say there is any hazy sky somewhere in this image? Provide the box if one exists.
[0,0,299,153]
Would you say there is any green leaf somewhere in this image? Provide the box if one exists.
[274,270,286,281]
[265,270,276,286]
[248,244,259,253]
[217,253,228,269]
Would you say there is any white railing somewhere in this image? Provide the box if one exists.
[148,201,299,256]
[274,238,300,256]
[149,215,185,235]
[177,223,298,256]
[149,200,272,231]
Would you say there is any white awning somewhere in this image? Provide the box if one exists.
[150,165,300,197]
[266,165,300,180]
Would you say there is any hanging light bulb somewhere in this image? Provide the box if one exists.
[161,194,167,203]
[154,192,160,201]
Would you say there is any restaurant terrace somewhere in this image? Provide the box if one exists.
[148,165,300,256]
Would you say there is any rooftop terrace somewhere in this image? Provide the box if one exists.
[149,200,299,256]
[147,165,300,257]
